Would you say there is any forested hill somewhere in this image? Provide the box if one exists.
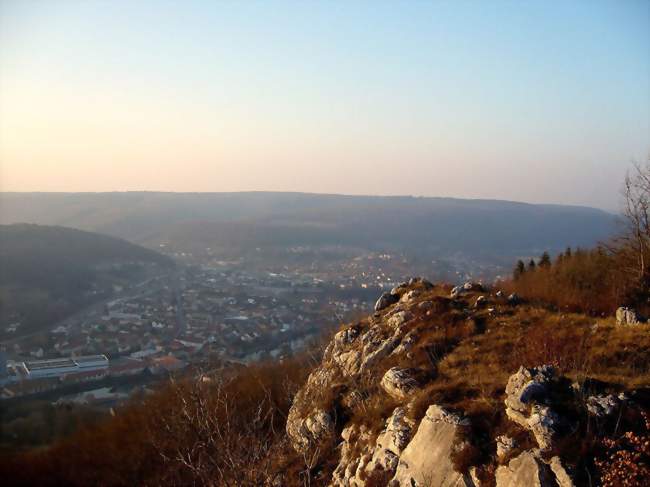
[0,192,618,258]
[0,224,174,337]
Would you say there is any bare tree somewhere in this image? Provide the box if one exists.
[621,160,650,282]
[148,373,284,486]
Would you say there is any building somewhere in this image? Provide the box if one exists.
[22,354,109,380]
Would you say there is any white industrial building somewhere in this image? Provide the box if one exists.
[22,355,109,379]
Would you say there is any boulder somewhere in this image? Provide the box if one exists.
[380,367,418,400]
[391,405,474,487]
[286,408,335,456]
[616,306,640,326]
[496,290,504,298]
[504,366,560,450]
[375,292,399,312]
[495,451,556,487]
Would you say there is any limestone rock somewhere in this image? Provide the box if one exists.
[387,310,413,329]
[375,292,399,312]
[335,326,361,347]
[504,365,553,425]
[381,367,418,400]
[391,405,473,487]
[496,435,516,460]
[616,306,640,326]
[286,408,334,455]
[391,282,410,296]
[495,451,556,487]
[527,405,560,450]
[549,456,575,487]
[363,408,416,481]
[504,366,560,450]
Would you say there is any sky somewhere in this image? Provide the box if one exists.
[0,0,648,210]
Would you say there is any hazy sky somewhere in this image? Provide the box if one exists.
[0,0,648,209]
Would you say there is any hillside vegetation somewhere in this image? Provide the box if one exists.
[500,162,650,318]
[1,279,648,486]
[0,224,174,337]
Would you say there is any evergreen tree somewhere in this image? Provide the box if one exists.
[514,260,526,280]
[539,251,551,268]
[528,259,536,271]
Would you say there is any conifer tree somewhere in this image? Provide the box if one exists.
[514,260,526,279]
[539,251,551,268]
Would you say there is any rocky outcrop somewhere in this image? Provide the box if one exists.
[616,306,641,325]
[375,292,399,312]
[286,408,335,457]
[381,368,418,400]
[286,281,592,487]
[504,365,559,450]
[392,405,474,487]
[495,451,555,487]
[495,451,574,487]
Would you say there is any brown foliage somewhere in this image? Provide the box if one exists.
[0,354,315,486]
[502,247,638,315]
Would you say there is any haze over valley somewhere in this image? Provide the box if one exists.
[0,1,648,485]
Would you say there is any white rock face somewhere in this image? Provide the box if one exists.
[504,366,560,451]
[616,306,640,326]
[391,405,474,487]
[380,367,418,400]
[495,451,556,487]
[332,408,415,487]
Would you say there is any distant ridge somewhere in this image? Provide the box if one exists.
[0,192,618,259]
